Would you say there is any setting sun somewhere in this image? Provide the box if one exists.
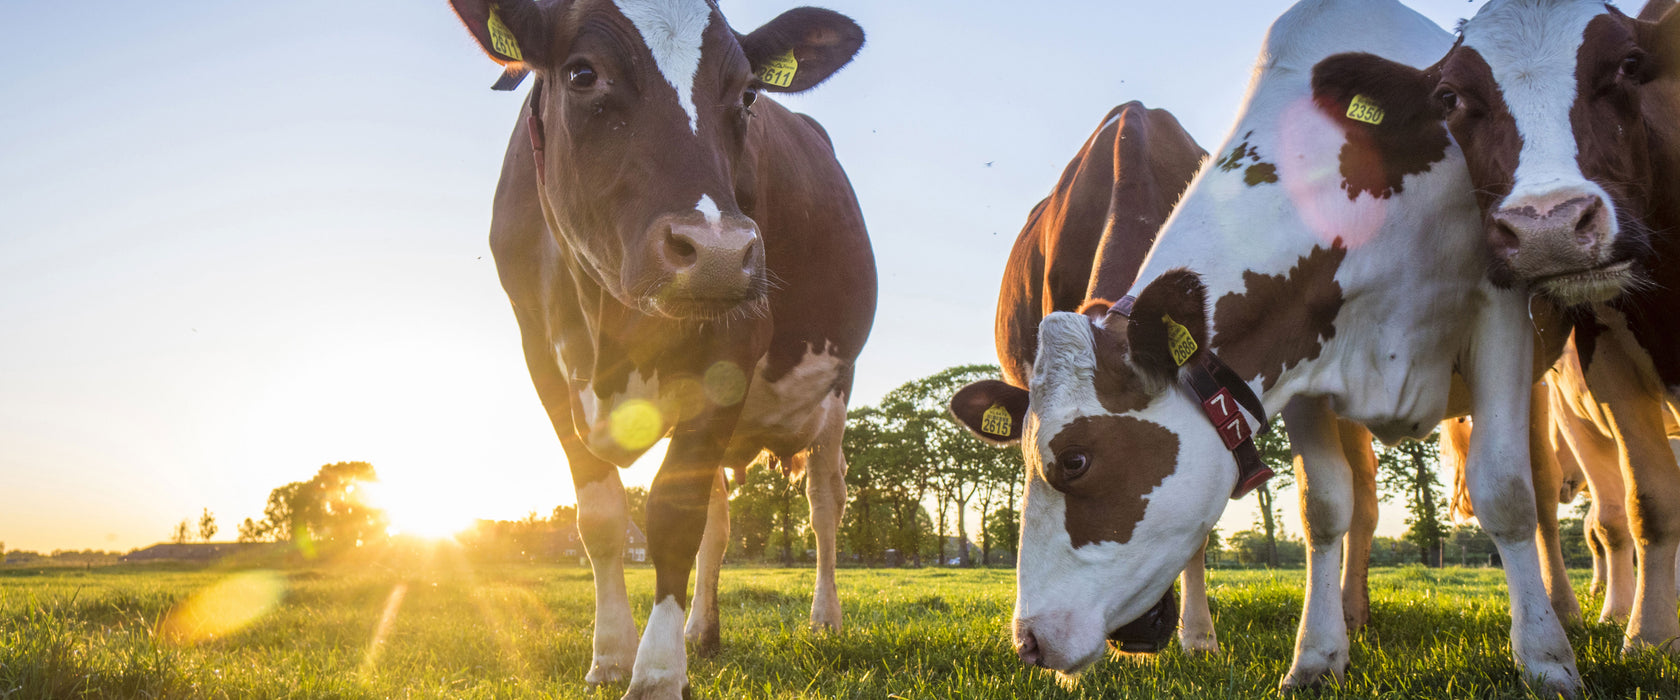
[361,480,479,540]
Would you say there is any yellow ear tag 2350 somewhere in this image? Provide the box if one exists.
[758,50,798,88]
[1347,94,1384,125]
[1164,315,1198,366]
[487,9,524,62]
[980,403,1014,437]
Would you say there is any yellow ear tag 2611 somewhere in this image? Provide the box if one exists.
[758,50,799,88]
[1164,315,1198,366]
[980,404,1013,437]
[487,9,524,62]
[1347,94,1385,125]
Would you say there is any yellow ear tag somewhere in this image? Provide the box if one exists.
[1164,314,1198,366]
[758,50,799,88]
[487,9,524,62]
[980,404,1014,437]
[1347,94,1385,125]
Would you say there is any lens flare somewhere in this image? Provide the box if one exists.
[610,399,664,450]
[159,571,285,644]
[704,361,747,407]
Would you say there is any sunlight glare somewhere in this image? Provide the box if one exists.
[362,479,478,540]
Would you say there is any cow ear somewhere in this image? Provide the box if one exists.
[1125,270,1208,384]
[951,380,1029,446]
[450,0,549,67]
[1640,4,1680,77]
[1312,52,1444,130]
[738,8,865,93]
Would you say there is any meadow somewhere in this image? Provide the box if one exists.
[1,562,1676,699]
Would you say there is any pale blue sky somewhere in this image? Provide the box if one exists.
[1,0,1609,552]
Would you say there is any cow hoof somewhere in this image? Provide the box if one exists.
[685,630,721,659]
[619,679,689,700]
[810,591,843,633]
[1179,633,1219,655]
[586,662,630,686]
[1279,656,1345,693]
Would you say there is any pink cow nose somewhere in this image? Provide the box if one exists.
[1489,192,1607,260]
[1016,628,1042,667]
[651,215,763,299]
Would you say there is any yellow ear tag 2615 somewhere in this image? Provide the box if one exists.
[488,9,524,62]
[1347,94,1385,125]
[758,50,799,88]
[1164,315,1198,366]
[980,404,1013,437]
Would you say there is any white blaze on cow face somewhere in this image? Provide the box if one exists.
[1013,313,1231,675]
[614,0,714,133]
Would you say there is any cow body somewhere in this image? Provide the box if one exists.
[955,0,1579,692]
[1321,0,1680,660]
[451,1,872,696]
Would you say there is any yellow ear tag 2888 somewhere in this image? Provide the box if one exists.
[487,9,524,62]
[980,404,1013,437]
[1164,315,1198,366]
[1347,94,1385,125]
[758,50,799,88]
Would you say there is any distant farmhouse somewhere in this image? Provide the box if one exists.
[121,542,284,563]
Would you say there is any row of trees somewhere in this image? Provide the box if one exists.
[169,508,220,544]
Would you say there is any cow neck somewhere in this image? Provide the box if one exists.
[1610,78,1680,392]
[1110,295,1275,499]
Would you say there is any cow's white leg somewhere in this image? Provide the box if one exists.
[1178,540,1219,654]
[1462,292,1580,696]
[1279,398,1352,691]
[805,402,847,632]
[1339,421,1378,634]
[684,469,729,656]
[572,465,640,686]
[626,596,688,700]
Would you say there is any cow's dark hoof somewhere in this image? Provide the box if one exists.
[1106,589,1178,654]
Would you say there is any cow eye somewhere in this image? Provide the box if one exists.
[742,90,758,109]
[567,64,598,90]
[1621,51,1645,78]
[1056,450,1092,480]
[1435,88,1459,112]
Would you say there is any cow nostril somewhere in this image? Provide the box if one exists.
[1575,197,1604,245]
[665,231,698,267]
[1016,629,1042,667]
[1491,220,1520,256]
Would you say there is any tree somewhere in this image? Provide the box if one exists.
[171,519,191,545]
[237,517,264,543]
[244,462,388,552]
[198,508,218,542]
[624,486,649,535]
[1377,431,1448,567]
[728,463,807,563]
[1250,419,1298,567]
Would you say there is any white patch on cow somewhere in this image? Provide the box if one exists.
[1461,0,1610,198]
[625,595,688,696]
[729,342,847,454]
[575,477,639,685]
[615,0,713,133]
[574,369,669,467]
[695,194,721,226]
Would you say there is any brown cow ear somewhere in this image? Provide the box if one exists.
[738,8,865,93]
[1125,270,1208,384]
[450,0,549,67]
[1311,52,1444,129]
[1641,4,1680,77]
[951,381,1029,446]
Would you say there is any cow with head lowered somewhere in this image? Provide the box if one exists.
[954,0,1583,693]
[1317,0,1680,660]
[448,1,874,697]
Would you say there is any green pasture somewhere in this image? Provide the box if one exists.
[1,563,1675,698]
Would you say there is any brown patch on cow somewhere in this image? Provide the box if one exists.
[1244,163,1279,186]
[1310,52,1452,201]
[1091,320,1155,415]
[1046,414,1180,548]
[1211,244,1348,391]
[1215,131,1280,188]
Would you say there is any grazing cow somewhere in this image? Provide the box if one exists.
[1317,0,1680,657]
[447,1,874,696]
[974,100,1387,652]
[954,0,1582,692]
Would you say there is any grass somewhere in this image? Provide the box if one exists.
[1,560,1676,698]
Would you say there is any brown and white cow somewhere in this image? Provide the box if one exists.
[448,1,874,696]
[955,0,1582,693]
[1318,0,1680,658]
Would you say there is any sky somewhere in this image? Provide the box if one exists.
[0,0,1620,553]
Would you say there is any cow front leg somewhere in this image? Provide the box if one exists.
[1279,398,1353,692]
[1462,293,1579,697]
[684,469,729,657]
[1178,539,1219,654]
[1529,386,1582,625]
[566,443,640,686]
[1339,420,1377,634]
[806,402,847,632]
[624,410,742,700]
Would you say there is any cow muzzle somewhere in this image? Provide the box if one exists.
[641,213,766,318]
[1487,188,1633,305]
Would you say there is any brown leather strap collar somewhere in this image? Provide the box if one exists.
[1110,295,1274,499]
